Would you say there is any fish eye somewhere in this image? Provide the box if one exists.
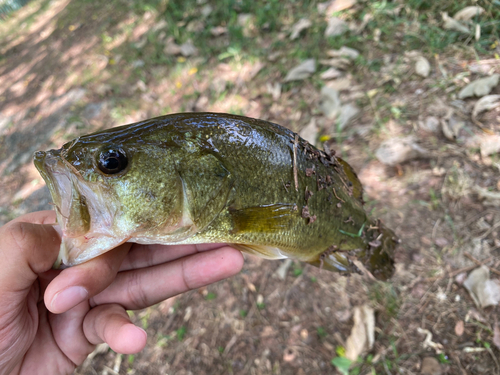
[97,148,128,175]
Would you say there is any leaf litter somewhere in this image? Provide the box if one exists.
[283,59,316,82]
[463,266,500,308]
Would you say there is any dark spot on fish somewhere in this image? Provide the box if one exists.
[305,168,315,177]
[304,186,313,203]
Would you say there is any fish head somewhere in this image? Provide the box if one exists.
[34,133,186,267]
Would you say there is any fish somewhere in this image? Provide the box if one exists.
[34,113,398,280]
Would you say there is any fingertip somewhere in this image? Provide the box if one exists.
[111,324,147,354]
[221,247,245,276]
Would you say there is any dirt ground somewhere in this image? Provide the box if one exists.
[1,0,500,374]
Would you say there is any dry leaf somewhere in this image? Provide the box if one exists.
[441,115,464,141]
[375,136,427,166]
[458,74,500,99]
[322,0,357,14]
[345,305,375,361]
[474,185,500,206]
[283,59,316,82]
[319,86,341,119]
[419,116,440,133]
[472,95,500,119]
[442,12,470,34]
[327,46,360,60]
[338,103,359,130]
[319,57,351,69]
[455,320,465,336]
[299,118,319,145]
[179,40,198,56]
[210,26,228,36]
[325,17,348,37]
[320,67,343,80]
[420,357,443,375]
[266,82,281,100]
[164,40,181,55]
[274,259,293,280]
[453,6,485,21]
[290,18,312,40]
[479,134,500,158]
[415,56,431,77]
[463,266,500,308]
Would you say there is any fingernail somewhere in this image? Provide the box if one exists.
[51,286,88,312]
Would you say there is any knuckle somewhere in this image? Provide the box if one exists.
[6,222,33,253]
[126,271,149,309]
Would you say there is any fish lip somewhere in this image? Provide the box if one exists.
[33,148,86,237]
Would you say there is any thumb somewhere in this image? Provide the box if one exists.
[0,211,60,296]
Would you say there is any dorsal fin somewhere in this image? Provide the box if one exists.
[336,157,364,204]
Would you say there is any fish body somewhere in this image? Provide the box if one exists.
[34,113,397,280]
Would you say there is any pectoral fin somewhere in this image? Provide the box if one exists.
[228,204,298,234]
[179,154,233,230]
[231,243,287,259]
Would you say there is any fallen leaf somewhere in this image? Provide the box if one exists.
[210,26,228,36]
[465,308,487,323]
[266,82,281,100]
[200,4,213,17]
[474,185,500,206]
[458,74,500,99]
[472,95,500,119]
[455,320,465,336]
[274,259,293,279]
[179,40,198,56]
[442,12,470,34]
[290,18,312,40]
[375,136,428,166]
[325,17,348,37]
[463,266,500,308]
[319,86,341,119]
[421,357,443,375]
[299,118,319,145]
[337,103,359,130]
[320,67,343,80]
[493,323,500,350]
[321,0,357,14]
[319,57,351,69]
[345,305,375,361]
[283,59,316,82]
[238,14,255,37]
[479,134,500,158]
[441,115,464,141]
[164,40,181,55]
[419,116,440,133]
[415,56,431,77]
[453,6,485,21]
[327,46,360,60]
[325,77,352,91]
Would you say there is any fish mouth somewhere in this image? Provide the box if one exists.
[34,150,91,238]
[34,149,125,267]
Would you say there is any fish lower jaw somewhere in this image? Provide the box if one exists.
[55,234,131,268]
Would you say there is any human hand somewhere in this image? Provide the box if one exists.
[0,211,244,375]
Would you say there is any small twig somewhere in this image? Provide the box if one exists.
[464,252,500,277]
[293,134,299,192]
[332,187,345,203]
[280,177,289,192]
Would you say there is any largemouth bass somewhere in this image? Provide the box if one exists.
[34,113,398,280]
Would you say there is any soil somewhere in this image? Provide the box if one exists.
[1,1,500,374]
